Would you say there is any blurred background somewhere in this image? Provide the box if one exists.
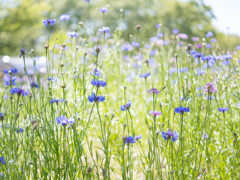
[0,0,240,56]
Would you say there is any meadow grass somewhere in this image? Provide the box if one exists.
[0,15,240,180]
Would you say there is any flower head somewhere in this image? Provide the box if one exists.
[147,88,160,95]
[162,129,179,142]
[100,7,108,13]
[0,156,6,165]
[156,23,162,29]
[203,83,217,94]
[99,26,110,34]
[31,82,39,88]
[172,29,179,34]
[140,73,150,78]
[91,79,107,88]
[47,77,57,82]
[50,99,64,104]
[218,107,229,113]
[19,49,25,57]
[89,69,101,77]
[174,107,190,114]
[59,14,70,21]
[16,128,24,133]
[206,31,213,38]
[4,76,17,86]
[0,113,4,121]
[120,100,132,111]
[135,135,142,141]
[10,88,29,96]
[125,136,136,144]
[56,115,75,126]
[4,67,18,75]
[149,111,162,116]
[43,19,56,26]
[67,32,79,38]
[88,93,105,103]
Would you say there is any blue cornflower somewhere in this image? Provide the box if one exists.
[222,60,230,66]
[10,88,29,96]
[179,67,188,73]
[42,19,56,26]
[211,38,217,43]
[125,136,136,144]
[31,82,39,88]
[196,69,205,75]
[3,67,18,74]
[218,107,229,113]
[172,28,179,34]
[132,41,140,47]
[67,32,79,38]
[16,128,24,133]
[47,77,57,82]
[59,14,70,21]
[206,31,213,38]
[19,49,25,57]
[56,115,75,126]
[0,156,6,165]
[156,23,162,29]
[237,45,240,50]
[135,135,142,141]
[206,43,212,49]
[100,7,108,13]
[4,76,17,86]
[0,113,4,121]
[120,100,132,111]
[140,73,150,78]
[158,32,164,38]
[88,93,105,103]
[162,129,179,141]
[99,27,110,34]
[91,79,107,88]
[50,99,64,104]
[89,69,101,77]
[174,107,190,114]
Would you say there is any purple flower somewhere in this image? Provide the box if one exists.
[50,99,64,104]
[42,19,56,26]
[99,27,110,34]
[88,93,105,103]
[174,107,190,114]
[125,136,136,144]
[158,33,164,38]
[89,69,101,77]
[16,128,24,133]
[4,76,17,86]
[222,60,230,66]
[149,111,162,116]
[206,31,213,38]
[100,7,108,13]
[3,67,18,75]
[47,77,57,82]
[195,44,202,49]
[59,14,70,21]
[56,115,75,126]
[236,45,240,50]
[203,83,217,94]
[0,156,6,165]
[10,88,29,96]
[120,100,132,111]
[132,41,140,47]
[156,23,162,29]
[191,37,199,41]
[91,79,107,88]
[178,33,188,40]
[31,82,39,88]
[140,73,150,78]
[206,43,212,49]
[147,88,160,95]
[172,29,179,34]
[162,129,179,142]
[67,32,79,38]
[19,49,25,57]
[211,38,217,43]
[135,135,142,141]
[218,107,229,113]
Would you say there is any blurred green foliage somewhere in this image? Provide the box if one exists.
[0,0,239,56]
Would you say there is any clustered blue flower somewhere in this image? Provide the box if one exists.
[99,27,110,34]
[16,128,24,133]
[218,107,229,112]
[50,99,64,104]
[0,156,6,165]
[31,82,39,88]
[125,136,136,144]
[4,67,18,75]
[140,73,150,78]
[67,32,79,38]
[59,14,70,21]
[4,76,17,86]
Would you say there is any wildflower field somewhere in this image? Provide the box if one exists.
[1,4,240,180]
